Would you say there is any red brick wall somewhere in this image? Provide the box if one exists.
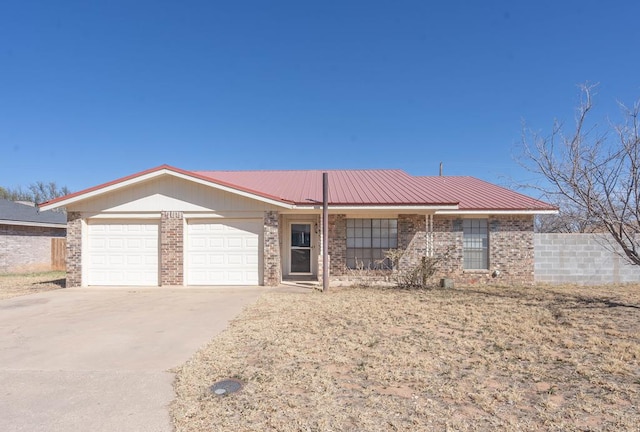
[433,214,534,285]
[66,212,82,287]
[328,214,347,276]
[0,223,66,273]
[327,213,535,285]
[263,211,281,286]
[160,211,183,286]
[398,214,427,269]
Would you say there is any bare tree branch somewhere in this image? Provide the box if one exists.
[519,83,640,265]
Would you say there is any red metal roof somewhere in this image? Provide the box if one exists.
[196,170,555,210]
[194,170,455,206]
[411,176,556,211]
[40,165,556,212]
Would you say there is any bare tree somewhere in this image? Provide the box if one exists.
[0,181,70,204]
[521,83,640,265]
[27,181,70,204]
[534,196,602,233]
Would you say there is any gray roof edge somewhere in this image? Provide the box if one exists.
[0,198,66,225]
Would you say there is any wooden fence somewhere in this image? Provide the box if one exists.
[51,238,66,271]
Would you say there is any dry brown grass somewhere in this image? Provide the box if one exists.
[0,271,65,300]
[172,284,640,431]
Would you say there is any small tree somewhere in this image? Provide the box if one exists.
[521,83,640,265]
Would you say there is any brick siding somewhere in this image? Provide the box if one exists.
[326,213,534,285]
[398,214,427,269]
[66,212,82,287]
[0,224,66,273]
[433,214,534,285]
[432,215,464,277]
[488,215,534,284]
[328,214,347,276]
[263,211,281,286]
[160,211,183,286]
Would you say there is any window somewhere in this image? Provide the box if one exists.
[346,219,398,269]
[463,219,488,270]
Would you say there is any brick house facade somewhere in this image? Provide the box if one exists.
[0,199,67,274]
[431,214,534,285]
[0,223,66,273]
[45,165,553,288]
[64,211,534,287]
[326,213,534,286]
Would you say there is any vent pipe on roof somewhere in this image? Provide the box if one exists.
[439,162,443,176]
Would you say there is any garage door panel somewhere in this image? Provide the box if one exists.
[190,238,206,249]
[210,238,224,248]
[90,255,106,265]
[92,238,106,248]
[227,237,243,248]
[109,239,124,249]
[189,254,206,265]
[187,220,260,286]
[226,272,244,282]
[88,221,159,286]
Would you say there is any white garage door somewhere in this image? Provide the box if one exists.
[187,220,260,285]
[87,221,159,286]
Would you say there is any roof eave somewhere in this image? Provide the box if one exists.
[0,219,67,229]
[38,165,297,212]
[293,204,460,211]
[434,209,559,215]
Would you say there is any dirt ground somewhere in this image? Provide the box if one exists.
[0,271,66,300]
[172,284,640,432]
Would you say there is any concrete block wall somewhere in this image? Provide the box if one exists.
[0,224,66,273]
[534,233,640,284]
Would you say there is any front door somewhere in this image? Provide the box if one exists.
[290,223,312,274]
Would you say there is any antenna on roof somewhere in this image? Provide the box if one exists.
[439,162,443,176]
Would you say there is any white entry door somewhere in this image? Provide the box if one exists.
[187,220,260,285]
[87,221,159,286]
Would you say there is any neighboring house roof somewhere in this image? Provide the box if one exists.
[0,198,67,228]
[39,164,557,213]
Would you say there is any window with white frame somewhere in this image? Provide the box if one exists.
[346,218,398,269]
[463,219,488,269]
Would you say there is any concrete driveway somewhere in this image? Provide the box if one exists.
[0,286,266,432]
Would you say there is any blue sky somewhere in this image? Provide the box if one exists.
[1,0,639,194]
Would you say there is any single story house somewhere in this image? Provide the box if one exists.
[0,198,67,273]
[39,165,556,287]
